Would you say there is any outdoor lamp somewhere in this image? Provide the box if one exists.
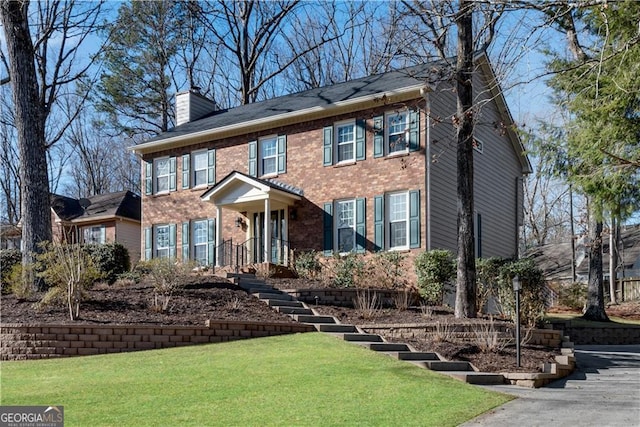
[513,275,521,368]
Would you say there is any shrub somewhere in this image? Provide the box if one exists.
[353,289,381,320]
[414,249,456,305]
[371,251,408,289]
[84,243,131,284]
[4,263,34,300]
[496,257,547,327]
[138,258,196,312]
[557,282,587,310]
[36,242,101,320]
[331,253,366,288]
[1,249,22,293]
[294,250,322,279]
[475,257,510,314]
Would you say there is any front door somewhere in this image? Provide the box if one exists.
[253,210,285,264]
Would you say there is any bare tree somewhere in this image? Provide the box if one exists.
[1,0,106,289]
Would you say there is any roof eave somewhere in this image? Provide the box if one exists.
[129,85,424,156]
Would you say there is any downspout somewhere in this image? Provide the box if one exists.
[421,88,432,251]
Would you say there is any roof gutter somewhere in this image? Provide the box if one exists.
[129,84,424,156]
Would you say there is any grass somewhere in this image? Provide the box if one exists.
[0,333,512,426]
[545,313,640,327]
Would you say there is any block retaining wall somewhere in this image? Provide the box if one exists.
[359,325,563,348]
[0,321,315,361]
[548,322,640,345]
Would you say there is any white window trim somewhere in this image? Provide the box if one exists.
[387,191,410,250]
[192,149,208,188]
[259,135,278,177]
[473,137,484,153]
[155,224,170,259]
[335,199,356,254]
[385,111,410,156]
[192,219,208,265]
[154,156,170,194]
[335,120,356,164]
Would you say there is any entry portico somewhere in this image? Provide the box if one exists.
[201,171,302,267]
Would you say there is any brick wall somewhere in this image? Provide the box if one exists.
[141,100,428,266]
[0,321,315,361]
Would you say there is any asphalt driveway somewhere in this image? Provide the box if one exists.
[460,345,640,427]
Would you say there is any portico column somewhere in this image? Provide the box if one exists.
[263,198,271,264]
[215,206,222,267]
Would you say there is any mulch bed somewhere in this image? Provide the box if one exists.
[0,275,577,373]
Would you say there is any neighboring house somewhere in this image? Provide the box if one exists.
[529,224,640,284]
[0,223,21,250]
[131,53,531,277]
[50,191,142,262]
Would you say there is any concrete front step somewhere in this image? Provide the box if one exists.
[276,306,314,315]
[338,333,383,343]
[316,324,358,333]
[356,342,411,352]
[444,371,505,385]
[292,315,337,324]
[423,360,473,371]
[265,299,305,308]
[249,287,282,295]
[253,292,293,301]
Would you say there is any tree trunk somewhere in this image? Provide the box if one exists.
[454,0,476,318]
[609,217,618,304]
[1,0,52,290]
[583,210,609,321]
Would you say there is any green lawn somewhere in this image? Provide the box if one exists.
[0,332,512,426]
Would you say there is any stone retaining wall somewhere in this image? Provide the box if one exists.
[548,321,640,345]
[0,321,315,361]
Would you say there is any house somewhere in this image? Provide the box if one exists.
[130,53,531,279]
[50,191,142,261]
[528,224,640,300]
[0,223,21,250]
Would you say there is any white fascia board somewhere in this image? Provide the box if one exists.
[130,85,424,156]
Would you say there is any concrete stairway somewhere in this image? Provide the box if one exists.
[225,273,505,386]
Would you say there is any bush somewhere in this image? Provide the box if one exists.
[138,258,196,312]
[496,257,547,327]
[557,282,587,310]
[414,249,456,305]
[331,253,365,288]
[1,249,22,293]
[36,242,101,320]
[476,257,510,314]
[294,250,322,279]
[84,243,131,284]
[370,251,408,289]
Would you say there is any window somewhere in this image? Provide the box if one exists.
[323,198,365,255]
[323,120,365,166]
[373,110,419,158]
[154,158,170,193]
[155,225,170,258]
[249,136,286,177]
[336,200,355,253]
[373,190,420,251]
[386,112,409,154]
[261,137,278,176]
[388,192,409,249]
[192,220,208,265]
[473,138,484,153]
[336,121,355,163]
[83,226,106,244]
[193,151,208,187]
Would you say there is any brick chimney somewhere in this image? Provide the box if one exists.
[175,87,217,126]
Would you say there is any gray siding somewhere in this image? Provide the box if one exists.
[427,70,523,259]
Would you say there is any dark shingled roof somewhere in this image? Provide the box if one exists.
[51,191,141,222]
[143,61,446,144]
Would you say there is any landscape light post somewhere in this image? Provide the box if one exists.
[513,275,521,368]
